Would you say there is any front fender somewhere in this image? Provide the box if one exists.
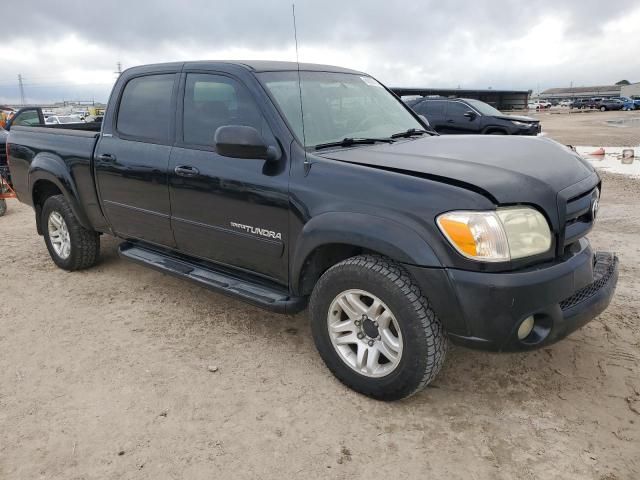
[291,211,442,291]
[29,153,92,230]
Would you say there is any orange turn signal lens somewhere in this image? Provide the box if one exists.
[437,217,477,257]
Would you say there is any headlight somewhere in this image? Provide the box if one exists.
[511,120,530,127]
[437,207,551,262]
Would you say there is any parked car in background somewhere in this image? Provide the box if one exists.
[45,115,85,125]
[3,107,102,132]
[570,98,592,109]
[406,97,540,135]
[587,98,604,109]
[615,97,637,110]
[528,100,551,110]
[595,99,624,111]
[559,100,572,107]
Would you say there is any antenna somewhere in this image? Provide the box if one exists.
[292,4,310,173]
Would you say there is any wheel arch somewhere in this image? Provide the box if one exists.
[29,153,92,234]
[291,212,442,296]
[482,126,509,135]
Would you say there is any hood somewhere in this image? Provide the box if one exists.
[316,135,596,208]
[493,114,538,123]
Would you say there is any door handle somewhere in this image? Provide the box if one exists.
[98,153,116,162]
[446,119,454,123]
[174,165,199,177]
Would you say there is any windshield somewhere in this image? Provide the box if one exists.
[259,71,423,147]
[464,99,503,116]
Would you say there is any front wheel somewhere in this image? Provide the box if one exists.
[42,195,100,271]
[600,106,606,112]
[0,199,6,217]
[309,255,447,400]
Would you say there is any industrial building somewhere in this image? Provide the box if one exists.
[390,87,531,110]
[621,82,640,98]
[539,85,621,101]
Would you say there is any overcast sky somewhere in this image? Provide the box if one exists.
[1,0,638,104]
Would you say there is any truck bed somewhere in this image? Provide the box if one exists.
[13,125,100,137]
[39,121,102,133]
[7,125,108,232]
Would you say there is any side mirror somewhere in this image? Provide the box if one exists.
[418,114,431,128]
[463,111,477,120]
[214,125,279,161]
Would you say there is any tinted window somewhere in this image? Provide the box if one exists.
[13,109,40,126]
[415,100,445,116]
[183,74,268,147]
[117,74,175,142]
[447,102,472,117]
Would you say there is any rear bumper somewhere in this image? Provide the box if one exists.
[406,239,618,352]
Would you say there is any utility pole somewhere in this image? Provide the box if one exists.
[114,62,122,78]
[18,74,26,105]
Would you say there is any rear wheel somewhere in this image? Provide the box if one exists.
[0,199,6,217]
[600,106,606,112]
[42,195,100,271]
[309,255,447,400]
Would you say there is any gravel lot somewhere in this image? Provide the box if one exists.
[1,116,639,479]
[533,109,640,147]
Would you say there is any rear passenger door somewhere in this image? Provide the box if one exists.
[413,100,446,132]
[94,73,178,247]
[168,72,290,284]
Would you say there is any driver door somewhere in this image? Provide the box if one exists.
[168,72,290,284]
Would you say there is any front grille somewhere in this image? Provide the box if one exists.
[559,252,617,310]
[563,187,598,247]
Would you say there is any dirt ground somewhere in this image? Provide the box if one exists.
[1,118,640,479]
[532,109,640,147]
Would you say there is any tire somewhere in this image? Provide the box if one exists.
[309,254,447,400]
[600,106,606,112]
[0,199,6,217]
[42,194,100,271]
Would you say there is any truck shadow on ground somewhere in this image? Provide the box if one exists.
[94,236,611,406]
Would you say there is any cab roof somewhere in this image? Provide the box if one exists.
[124,60,365,76]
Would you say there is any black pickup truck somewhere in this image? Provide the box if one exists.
[6,61,618,400]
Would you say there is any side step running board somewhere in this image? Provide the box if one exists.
[118,242,306,314]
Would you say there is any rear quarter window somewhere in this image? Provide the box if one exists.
[116,74,175,142]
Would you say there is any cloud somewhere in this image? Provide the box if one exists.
[1,0,639,103]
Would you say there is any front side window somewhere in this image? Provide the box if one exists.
[447,102,472,117]
[259,71,422,147]
[183,74,268,147]
[117,74,175,142]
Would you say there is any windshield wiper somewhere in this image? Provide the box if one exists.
[314,137,395,150]
[390,128,431,139]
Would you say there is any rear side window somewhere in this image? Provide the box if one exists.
[117,74,175,142]
[12,109,40,126]
[416,100,445,116]
[183,73,268,147]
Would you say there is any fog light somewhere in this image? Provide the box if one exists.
[517,316,535,340]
